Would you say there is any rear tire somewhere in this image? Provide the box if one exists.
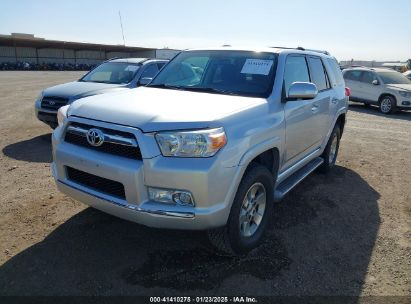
[207,163,274,256]
[319,125,341,173]
[379,95,397,114]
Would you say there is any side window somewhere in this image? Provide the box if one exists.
[157,62,166,70]
[361,71,377,84]
[284,56,310,93]
[344,70,362,81]
[343,71,351,80]
[140,64,159,79]
[307,57,328,91]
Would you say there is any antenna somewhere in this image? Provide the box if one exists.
[118,11,126,46]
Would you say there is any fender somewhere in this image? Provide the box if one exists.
[220,136,281,223]
[238,136,281,167]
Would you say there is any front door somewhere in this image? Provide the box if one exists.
[283,55,326,167]
[359,71,381,103]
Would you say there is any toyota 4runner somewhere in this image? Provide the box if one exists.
[52,47,348,255]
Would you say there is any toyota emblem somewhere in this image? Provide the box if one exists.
[86,128,104,147]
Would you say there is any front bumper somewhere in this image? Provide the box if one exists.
[51,120,240,230]
[399,100,411,109]
[35,100,57,124]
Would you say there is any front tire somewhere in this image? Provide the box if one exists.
[319,125,341,173]
[207,163,274,255]
[379,95,397,114]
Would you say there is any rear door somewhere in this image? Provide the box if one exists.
[343,70,362,99]
[306,56,332,143]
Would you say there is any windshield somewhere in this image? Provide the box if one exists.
[81,62,141,84]
[148,50,278,98]
[377,71,411,84]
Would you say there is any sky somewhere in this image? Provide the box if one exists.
[1,0,410,61]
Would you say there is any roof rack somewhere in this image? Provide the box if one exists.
[269,46,330,56]
[298,47,330,55]
[269,46,295,50]
[104,57,120,63]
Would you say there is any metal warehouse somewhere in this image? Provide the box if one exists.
[0,33,157,65]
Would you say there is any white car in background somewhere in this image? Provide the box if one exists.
[343,67,411,114]
[403,70,411,81]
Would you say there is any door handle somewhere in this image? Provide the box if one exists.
[311,104,319,112]
[331,97,339,104]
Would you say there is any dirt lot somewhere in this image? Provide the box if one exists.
[0,71,410,297]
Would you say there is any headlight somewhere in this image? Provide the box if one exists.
[57,105,69,127]
[155,128,227,157]
[399,91,411,98]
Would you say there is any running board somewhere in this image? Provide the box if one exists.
[274,157,324,202]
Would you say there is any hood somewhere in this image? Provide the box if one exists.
[43,81,128,100]
[386,84,411,91]
[68,87,266,132]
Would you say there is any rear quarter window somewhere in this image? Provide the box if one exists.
[327,58,345,86]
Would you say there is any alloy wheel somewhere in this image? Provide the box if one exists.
[239,182,267,237]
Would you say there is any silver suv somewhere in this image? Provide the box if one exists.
[343,67,411,114]
[35,58,168,128]
[52,47,348,254]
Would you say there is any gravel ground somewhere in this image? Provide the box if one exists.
[0,71,410,297]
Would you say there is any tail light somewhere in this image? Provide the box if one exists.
[345,87,351,97]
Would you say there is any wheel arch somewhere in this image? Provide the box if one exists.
[336,113,346,136]
[378,93,397,104]
[246,147,280,178]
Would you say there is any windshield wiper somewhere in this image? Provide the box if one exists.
[147,84,186,90]
[81,80,115,84]
[182,87,239,96]
[147,84,241,96]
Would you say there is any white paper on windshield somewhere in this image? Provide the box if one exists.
[125,65,139,72]
[240,59,273,75]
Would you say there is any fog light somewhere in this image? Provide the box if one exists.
[148,187,195,206]
[172,192,194,206]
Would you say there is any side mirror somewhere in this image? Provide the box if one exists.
[372,79,379,85]
[138,77,153,86]
[287,82,318,100]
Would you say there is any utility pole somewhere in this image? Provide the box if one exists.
[119,11,126,46]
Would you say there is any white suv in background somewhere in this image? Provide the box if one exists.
[343,67,411,114]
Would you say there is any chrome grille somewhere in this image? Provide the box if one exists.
[64,122,142,160]
[41,96,69,110]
